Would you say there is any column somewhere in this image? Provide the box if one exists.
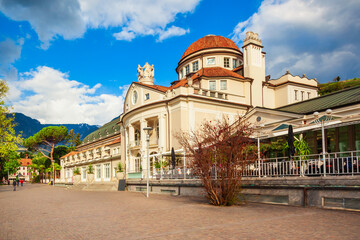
[129,124,134,147]
[140,119,148,173]
[158,114,166,151]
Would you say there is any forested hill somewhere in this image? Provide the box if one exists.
[318,77,360,96]
[12,112,99,139]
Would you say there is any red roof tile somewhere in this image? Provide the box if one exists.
[192,67,244,80]
[61,151,78,159]
[135,82,169,92]
[232,65,243,72]
[180,35,240,62]
[20,158,32,166]
[105,137,121,146]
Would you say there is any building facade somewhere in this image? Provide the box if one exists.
[60,119,122,183]
[118,32,318,178]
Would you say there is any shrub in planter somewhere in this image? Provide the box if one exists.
[73,167,80,175]
[87,163,94,174]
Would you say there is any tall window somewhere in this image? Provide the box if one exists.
[135,129,140,145]
[224,58,230,68]
[82,167,86,181]
[307,92,311,99]
[185,65,190,75]
[96,165,101,180]
[145,93,150,100]
[192,61,199,72]
[294,90,298,100]
[233,59,237,68]
[220,80,227,90]
[135,158,140,172]
[104,163,110,180]
[209,81,216,90]
[301,91,304,101]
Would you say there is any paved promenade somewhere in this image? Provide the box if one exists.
[0,184,359,240]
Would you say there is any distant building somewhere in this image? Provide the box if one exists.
[9,156,32,181]
[60,119,121,183]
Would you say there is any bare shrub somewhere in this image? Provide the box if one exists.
[176,116,256,206]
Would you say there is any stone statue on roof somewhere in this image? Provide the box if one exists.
[137,62,154,85]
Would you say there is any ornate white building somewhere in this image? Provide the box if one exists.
[118,32,318,178]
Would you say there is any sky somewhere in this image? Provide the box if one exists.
[1,0,359,126]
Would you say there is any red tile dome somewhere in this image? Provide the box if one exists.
[180,35,241,62]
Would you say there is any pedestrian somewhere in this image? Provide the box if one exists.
[16,176,19,186]
[13,180,16,191]
[20,179,23,187]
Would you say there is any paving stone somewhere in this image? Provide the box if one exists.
[0,184,359,240]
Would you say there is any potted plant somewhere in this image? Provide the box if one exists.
[116,162,125,179]
[73,167,81,184]
[86,164,95,183]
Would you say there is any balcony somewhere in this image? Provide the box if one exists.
[193,88,228,100]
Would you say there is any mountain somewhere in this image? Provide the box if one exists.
[12,113,99,139]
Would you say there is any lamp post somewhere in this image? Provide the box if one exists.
[313,109,332,176]
[255,116,264,177]
[143,127,153,198]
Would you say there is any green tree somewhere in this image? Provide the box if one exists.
[0,80,22,179]
[4,151,21,175]
[66,129,82,149]
[23,126,68,184]
[53,145,71,164]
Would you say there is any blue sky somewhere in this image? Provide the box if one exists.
[0,0,359,125]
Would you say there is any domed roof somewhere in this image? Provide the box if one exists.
[180,35,241,62]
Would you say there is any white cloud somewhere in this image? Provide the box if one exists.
[10,66,127,125]
[0,0,199,47]
[0,38,23,81]
[232,0,360,82]
[158,26,190,42]
[113,29,136,41]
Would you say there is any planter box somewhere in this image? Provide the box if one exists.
[73,174,81,184]
[87,173,95,183]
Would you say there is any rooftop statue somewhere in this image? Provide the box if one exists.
[137,62,154,84]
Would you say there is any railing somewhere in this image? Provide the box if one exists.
[193,88,228,100]
[127,167,197,180]
[243,150,360,177]
[125,150,360,180]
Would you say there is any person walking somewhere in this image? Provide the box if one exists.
[16,176,19,186]
[20,179,23,187]
[13,180,16,191]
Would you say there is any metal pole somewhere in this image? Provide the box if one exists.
[146,133,150,198]
[258,136,261,177]
[321,121,326,177]
[183,151,186,179]
[53,161,55,187]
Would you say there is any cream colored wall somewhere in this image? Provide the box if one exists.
[272,84,318,108]
[243,45,266,107]
[125,84,165,113]
[263,86,275,108]
[177,49,243,79]
[274,85,289,108]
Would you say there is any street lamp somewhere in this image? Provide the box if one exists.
[313,109,332,176]
[143,126,153,198]
[255,117,264,177]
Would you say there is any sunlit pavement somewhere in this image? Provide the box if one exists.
[0,184,359,240]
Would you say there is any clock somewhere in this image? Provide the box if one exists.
[132,90,138,105]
